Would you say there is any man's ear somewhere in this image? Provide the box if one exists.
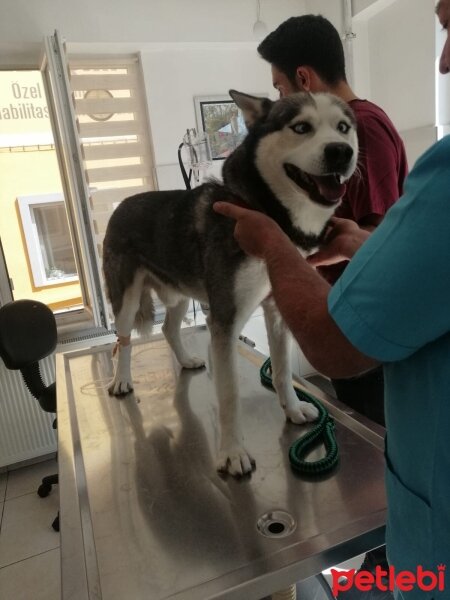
[295,67,312,92]
[228,90,273,128]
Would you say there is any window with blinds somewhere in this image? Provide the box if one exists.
[69,56,156,253]
[68,56,163,322]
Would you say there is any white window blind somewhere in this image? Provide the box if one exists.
[67,55,162,323]
[69,56,157,259]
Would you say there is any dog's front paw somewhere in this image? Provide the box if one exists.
[180,355,206,369]
[217,445,256,477]
[285,401,319,424]
[108,378,134,396]
[109,343,133,396]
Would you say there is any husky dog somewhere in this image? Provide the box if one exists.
[103,90,358,477]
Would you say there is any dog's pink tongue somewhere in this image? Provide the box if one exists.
[319,182,346,202]
[313,175,346,203]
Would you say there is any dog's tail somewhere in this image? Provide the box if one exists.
[103,248,155,335]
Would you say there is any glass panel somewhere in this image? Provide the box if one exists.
[33,202,77,282]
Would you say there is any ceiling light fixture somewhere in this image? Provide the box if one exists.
[252,0,268,40]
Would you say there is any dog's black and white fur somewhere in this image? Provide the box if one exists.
[103,91,358,476]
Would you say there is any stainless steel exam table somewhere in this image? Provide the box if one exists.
[56,325,386,600]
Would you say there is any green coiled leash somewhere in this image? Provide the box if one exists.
[260,357,339,475]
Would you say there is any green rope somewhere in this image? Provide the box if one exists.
[260,357,339,475]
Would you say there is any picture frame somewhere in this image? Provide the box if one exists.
[193,94,250,160]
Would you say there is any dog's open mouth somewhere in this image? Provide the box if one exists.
[284,163,347,206]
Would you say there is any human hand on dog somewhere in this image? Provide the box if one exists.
[213,202,287,259]
[307,217,371,267]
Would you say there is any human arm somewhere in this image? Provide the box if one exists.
[213,202,378,378]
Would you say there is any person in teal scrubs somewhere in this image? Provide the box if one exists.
[214,3,450,598]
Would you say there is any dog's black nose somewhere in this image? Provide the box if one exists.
[324,143,354,170]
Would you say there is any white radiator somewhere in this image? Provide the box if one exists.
[0,326,117,468]
[0,354,57,468]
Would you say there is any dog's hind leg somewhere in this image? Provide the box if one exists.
[162,297,205,369]
[208,317,255,476]
[262,296,319,424]
[109,271,146,396]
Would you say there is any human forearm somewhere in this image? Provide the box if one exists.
[264,237,378,378]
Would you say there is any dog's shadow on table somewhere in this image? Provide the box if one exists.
[121,366,264,568]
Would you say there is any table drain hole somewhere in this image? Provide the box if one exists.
[256,510,296,538]
[268,522,285,534]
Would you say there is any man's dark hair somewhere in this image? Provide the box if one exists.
[257,15,347,86]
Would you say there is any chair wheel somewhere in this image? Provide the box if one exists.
[52,514,60,532]
[38,482,52,497]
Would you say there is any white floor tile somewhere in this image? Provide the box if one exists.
[0,492,59,568]
[0,547,60,600]
[6,459,58,500]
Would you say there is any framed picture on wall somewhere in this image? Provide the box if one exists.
[194,94,265,160]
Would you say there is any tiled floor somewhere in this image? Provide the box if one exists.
[0,459,60,600]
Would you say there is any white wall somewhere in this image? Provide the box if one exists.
[140,43,276,188]
[0,0,306,66]
[305,0,344,31]
[352,0,437,166]
[367,0,435,132]
[352,0,379,15]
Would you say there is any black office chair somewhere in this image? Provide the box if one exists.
[0,299,59,531]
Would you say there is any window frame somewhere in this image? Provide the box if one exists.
[42,32,110,332]
[0,39,159,335]
[17,192,79,288]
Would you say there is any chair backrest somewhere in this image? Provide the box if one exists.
[0,300,57,411]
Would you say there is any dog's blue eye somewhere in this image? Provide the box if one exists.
[292,122,312,134]
[338,121,350,134]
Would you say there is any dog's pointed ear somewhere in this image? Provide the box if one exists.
[229,90,273,128]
